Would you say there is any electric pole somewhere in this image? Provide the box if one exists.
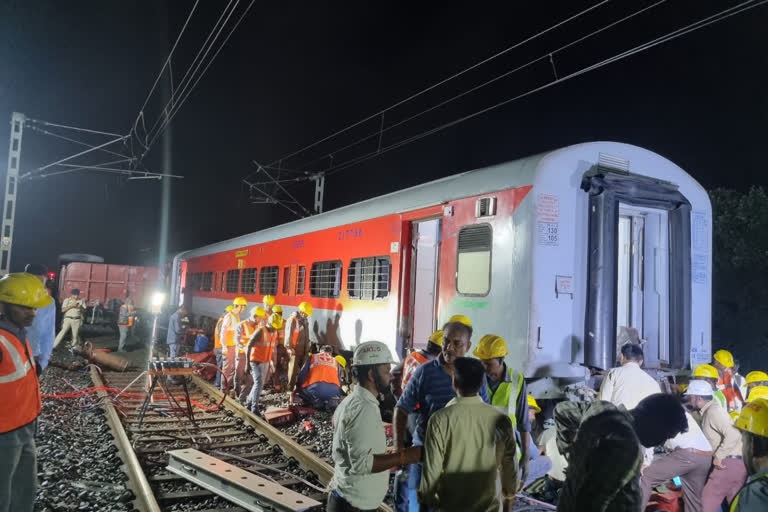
[1,112,25,275]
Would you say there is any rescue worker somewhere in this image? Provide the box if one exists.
[272,304,283,317]
[166,306,187,359]
[0,273,52,512]
[524,395,553,487]
[555,393,688,512]
[267,305,286,391]
[220,297,247,393]
[747,386,768,403]
[695,363,730,410]
[245,313,282,415]
[23,263,55,373]
[263,294,276,316]
[327,341,421,512]
[714,349,745,412]
[285,301,313,390]
[296,345,344,410]
[335,354,350,392]
[599,343,661,408]
[401,330,443,391]
[730,397,768,510]
[116,298,135,352]
[473,333,532,487]
[393,319,489,512]
[685,380,747,512]
[419,357,519,512]
[746,371,768,393]
[213,305,234,389]
[53,288,86,351]
[233,306,265,405]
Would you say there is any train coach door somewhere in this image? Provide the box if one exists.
[408,218,441,351]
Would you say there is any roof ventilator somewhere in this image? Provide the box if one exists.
[597,153,630,174]
[475,197,497,218]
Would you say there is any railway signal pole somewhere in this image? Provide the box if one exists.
[1,112,25,275]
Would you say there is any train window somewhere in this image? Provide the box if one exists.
[187,273,199,291]
[259,266,279,295]
[456,224,492,296]
[310,261,342,298]
[348,256,390,300]
[282,266,291,295]
[201,272,213,292]
[241,268,257,294]
[226,269,240,293]
[297,266,306,295]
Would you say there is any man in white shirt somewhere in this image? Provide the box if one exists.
[328,341,420,512]
[640,411,713,512]
[599,343,661,409]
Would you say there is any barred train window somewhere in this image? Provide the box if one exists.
[201,272,213,292]
[226,269,240,293]
[310,261,342,298]
[456,224,492,296]
[241,268,257,294]
[259,266,279,295]
[348,256,391,300]
[297,266,306,295]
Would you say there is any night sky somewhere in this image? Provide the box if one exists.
[0,0,766,272]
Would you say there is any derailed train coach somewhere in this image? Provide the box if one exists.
[170,141,712,397]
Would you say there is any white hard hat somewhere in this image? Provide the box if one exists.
[352,341,396,366]
[684,379,714,396]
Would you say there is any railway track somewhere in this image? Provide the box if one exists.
[91,368,337,512]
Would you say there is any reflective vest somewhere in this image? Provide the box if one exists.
[302,352,341,388]
[118,305,134,327]
[238,320,258,354]
[249,327,279,363]
[0,329,41,433]
[730,473,768,511]
[221,312,239,347]
[718,368,744,412]
[487,367,524,429]
[401,351,430,390]
[213,316,224,349]
[285,313,308,351]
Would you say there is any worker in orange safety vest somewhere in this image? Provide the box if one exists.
[0,273,53,512]
[233,306,266,404]
[213,305,234,389]
[117,298,136,352]
[714,349,745,412]
[220,297,247,392]
[285,301,313,391]
[245,313,282,415]
[402,330,443,391]
[295,345,344,410]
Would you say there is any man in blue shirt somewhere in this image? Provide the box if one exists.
[393,320,489,512]
[24,264,56,373]
[166,306,187,358]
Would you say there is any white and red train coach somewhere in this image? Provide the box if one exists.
[171,141,712,395]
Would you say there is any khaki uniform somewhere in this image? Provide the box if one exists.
[54,296,86,349]
[284,312,310,390]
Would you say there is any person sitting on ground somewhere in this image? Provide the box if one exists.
[730,397,768,511]
[555,393,688,512]
[296,345,344,410]
[523,394,553,488]
[419,357,518,512]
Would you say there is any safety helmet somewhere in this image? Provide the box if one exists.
[272,305,283,315]
[335,355,347,368]
[746,371,768,385]
[352,341,396,366]
[263,295,276,307]
[747,385,768,403]
[527,394,541,413]
[298,301,313,316]
[251,306,266,318]
[730,410,740,421]
[225,305,234,313]
[0,273,53,309]
[693,364,719,379]
[268,313,283,330]
[472,334,508,360]
[713,349,735,368]
[678,383,689,393]
[684,379,714,396]
[233,297,248,306]
[448,314,472,327]
[428,330,444,347]
[734,398,768,438]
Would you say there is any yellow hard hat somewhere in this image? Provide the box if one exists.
[272,305,283,315]
[0,273,53,309]
[472,334,508,360]
[251,306,266,318]
[678,383,689,393]
[225,305,234,313]
[268,313,283,330]
[298,301,313,316]
[233,297,248,306]
[335,355,347,368]
[734,398,768,438]
[527,394,541,413]
[713,349,735,368]
[748,386,768,403]
[428,330,444,347]
[693,364,719,379]
[730,410,740,421]
[746,371,768,385]
[448,314,472,327]
[263,295,276,307]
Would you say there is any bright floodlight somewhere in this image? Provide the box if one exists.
[151,291,166,307]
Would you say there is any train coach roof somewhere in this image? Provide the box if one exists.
[175,141,692,260]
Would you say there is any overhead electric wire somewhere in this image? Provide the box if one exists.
[315,0,766,178]
[26,118,123,138]
[25,124,133,161]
